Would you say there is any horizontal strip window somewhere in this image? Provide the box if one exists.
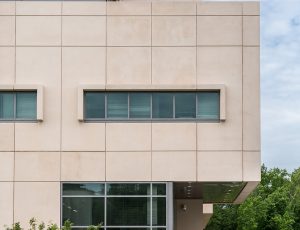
[84,91,220,121]
[62,183,167,229]
[0,91,37,121]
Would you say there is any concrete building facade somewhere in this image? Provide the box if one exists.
[0,0,260,229]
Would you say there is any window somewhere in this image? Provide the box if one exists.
[62,183,168,229]
[84,91,220,121]
[0,91,37,121]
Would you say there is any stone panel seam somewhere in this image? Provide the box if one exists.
[60,0,63,184]
[13,0,16,224]
[2,45,260,48]
[150,2,153,181]
[242,6,244,181]
[105,1,107,182]
[195,5,198,181]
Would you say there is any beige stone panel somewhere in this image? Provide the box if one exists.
[61,152,105,181]
[16,16,61,46]
[243,151,261,181]
[0,152,14,181]
[152,151,196,181]
[63,1,106,15]
[14,182,60,227]
[0,1,15,15]
[15,47,61,151]
[15,152,60,181]
[107,47,151,85]
[106,123,151,151]
[62,16,106,46]
[197,151,243,181]
[107,1,150,15]
[152,16,196,46]
[152,123,196,151]
[243,47,260,150]
[0,16,15,45]
[0,124,14,151]
[0,47,15,84]
[152,2,196,15]
[243,16,260,46]
[152,47,196,85]
[107,16,151,46]
[62,47,106,151]
[0,182,13,227]
[106,151,151,181]
[16,1,61,15]
[197,16,242,46]
[243,2,260,16]
[197,47,242,150]
[197,2,242,15]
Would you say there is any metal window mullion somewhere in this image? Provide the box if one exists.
[105,92,107,119]
[150,93,153,119]
[196,92,198,120]
[14,92,17,120]
[173,94,175,119]
[104,183,107,230]
[150,183,153,229]
[128,93,130,120]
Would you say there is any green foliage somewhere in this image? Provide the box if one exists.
[206,165,300,230]
[4,219,101,230]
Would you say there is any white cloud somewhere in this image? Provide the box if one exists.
[261,0,300,171]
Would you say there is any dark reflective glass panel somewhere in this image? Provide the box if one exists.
[16,92,37,119]
[152,93,173,119]
[175,93,196,118]
[152,198,166,226]
[84,92,105,119]
[106,229,150,230]
[152,184,166,196]
[63,183,105,196]
[0,92,14,119]
[107,184,150,196]
[129,93,151,118]
[107,93,128,118]
[63,197,104,226]
[107,197,150,226]
[197,92,220,120]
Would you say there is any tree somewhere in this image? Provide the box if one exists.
[206,165,300,229]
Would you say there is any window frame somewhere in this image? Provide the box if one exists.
[83,91,221,122]
[0,85,43,122]
[61,182,170,230]
[0,90,38,122]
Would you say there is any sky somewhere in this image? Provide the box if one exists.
[261,0,300,172]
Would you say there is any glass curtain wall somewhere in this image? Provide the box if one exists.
[62,183,168,230]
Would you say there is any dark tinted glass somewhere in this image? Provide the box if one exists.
[129,93,151,118]
[107,93,128,118]
[175,93,196,118]
[107,197,150,226]
[152,184,166,195]
[63,197,104,226]
[152,93,173,118]
[106,229,149,230]
[63,183,105,196]
[84,92,105,119]
[16,92,37,119]
[197,92,220,120]
[0,92,14,119]
[152,198,166,226]
[107,184,150,196]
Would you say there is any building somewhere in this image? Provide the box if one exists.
[0,0,260,229]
